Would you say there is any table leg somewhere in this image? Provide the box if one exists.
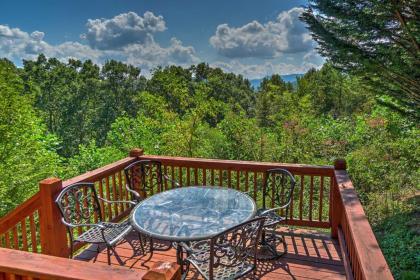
[176,243,184,273]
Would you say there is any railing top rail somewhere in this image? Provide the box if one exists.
[63,156,137,188]
[0,247,181,280]
[0,247,145,280]
[334,169,393,279]
[140,155,334,176]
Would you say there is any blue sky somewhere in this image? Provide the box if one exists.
[0,0,323,78]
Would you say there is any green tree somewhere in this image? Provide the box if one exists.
[0,58,62,215]
[301,0,420,117]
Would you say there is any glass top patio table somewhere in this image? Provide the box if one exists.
[130,186,256,242]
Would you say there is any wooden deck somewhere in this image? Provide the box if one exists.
[75,227,346,280]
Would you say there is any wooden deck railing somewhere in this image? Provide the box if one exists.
[139,154,335,228]
[332,160,393,280]
[0,148,393,279]
[0,247,180,280]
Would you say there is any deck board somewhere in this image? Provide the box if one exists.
[75,227,346,279]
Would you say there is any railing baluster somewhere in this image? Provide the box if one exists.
[270,173,275,208]
[12,227,18,250]
[92,187,98,223]
[202,169,206,185]
[105,177,112,219]
[4,232,10,249]
[20,219,28,251]
[178,166,183,187]
[218,169,223,186]
[171,166,175,189]
[253,171,257,201]
[227,170,231,188]
[299,175,304,221]
[245,171,249,193]
[98,180,105,219]
[117,171,124,212]
[112,174,119,216]
[236,171,240,190]
[194,168,198,185]
[164,165,169,191]
[186,167,191,186]
[29,214,37,253]
[309,176,314,221]
[319,176,324,222]
[289,174,294,220]
[211,169,215,185]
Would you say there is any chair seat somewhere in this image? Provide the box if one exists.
[75,221,132,246]
[255,209,285,227]
[187,241,254,280]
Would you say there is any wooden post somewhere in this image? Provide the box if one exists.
[39,178,69,257]
[129,148,144,158]
[143,262,181,280]
[128,148,147,199]
[331,159,346,238]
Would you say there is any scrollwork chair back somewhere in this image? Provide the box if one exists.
[208,217,265,279]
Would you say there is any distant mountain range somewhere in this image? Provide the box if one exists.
[250,74,304,89]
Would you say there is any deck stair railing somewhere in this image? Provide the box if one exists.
[0,148,393,279]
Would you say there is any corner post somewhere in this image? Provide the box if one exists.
[39,178,69,257]
[331,159,346,239]
[128,148,147,199]
[143,262,181,280]
[129,148,144,158]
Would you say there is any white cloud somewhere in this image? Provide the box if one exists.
[0,24,103,63]
[124,38,199,73]
[210,7,313,58]
[84,11,166,50]
[303,49,324,65]
[0,18,198,77]
[0,8,323,79]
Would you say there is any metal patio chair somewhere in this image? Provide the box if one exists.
[55,182,138,265]
[254,168,296,259]
[180,217,265,280]
[124,160,180,256]
[124,160,180,203]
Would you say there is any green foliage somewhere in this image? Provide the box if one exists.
[301,1,420,117]
[0,58,62,215]
[22,56,145,156]
[0,54,418,277]
[65,141,123,178]
[374,199,420,279]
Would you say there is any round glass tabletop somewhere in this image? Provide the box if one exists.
[130,186,256,242]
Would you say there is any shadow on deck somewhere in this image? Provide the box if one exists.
[75,227,346,280]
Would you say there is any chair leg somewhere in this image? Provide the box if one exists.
[181,259,191,280]
[281,234,288,254]
[141,237,154,265]
[69,242,74,259]
[138,232,146,254]
[106,246,111,265]
[256,227,286,260]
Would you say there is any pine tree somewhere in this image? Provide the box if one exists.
[301,0,420,118]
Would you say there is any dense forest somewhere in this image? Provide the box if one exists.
[0,54,418,277]
[1,2,419,277]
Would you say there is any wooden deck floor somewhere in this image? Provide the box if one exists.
[75,227,346,279]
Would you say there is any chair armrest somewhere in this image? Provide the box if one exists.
[163,174,180,187]
[126,187,142,201]
[61,218,106,230]
[242,190,254,196]
[98,197,136,206]
[260,205,288,216]
[179,242,193,254]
